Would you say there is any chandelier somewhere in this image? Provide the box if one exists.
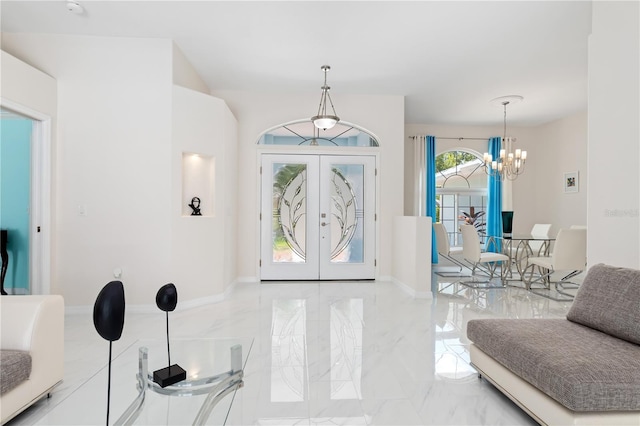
[311,65,340,130]
[483,95,527,181]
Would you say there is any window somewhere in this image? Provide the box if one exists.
[435,150,487,247]
[257,120,379,147]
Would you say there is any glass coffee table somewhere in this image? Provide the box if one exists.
[35,338,253,425]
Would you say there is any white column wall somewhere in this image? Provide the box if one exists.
[171,85,238,302]
[588,1,640,268]
[214,90,404,281]
[392,216,432,298]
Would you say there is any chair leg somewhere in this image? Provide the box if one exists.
[555,270,583,299]
[527,269,578,302]
[524,264,551,291]
[523,263,536,290]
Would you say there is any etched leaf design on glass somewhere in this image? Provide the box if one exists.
[329,167,358,259]
[275,164,307,260]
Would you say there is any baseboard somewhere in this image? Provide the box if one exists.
[391,277,433,299]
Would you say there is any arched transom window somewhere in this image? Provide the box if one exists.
[257,119,379,147]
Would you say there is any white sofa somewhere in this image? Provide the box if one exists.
[0,295,64,424]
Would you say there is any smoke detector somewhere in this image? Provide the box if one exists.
[66,1,84,14]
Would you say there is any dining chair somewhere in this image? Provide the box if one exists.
[529,223,553,254]
[460,224,509,286]
[433,222,466,272]
[507,223,553,276]
[523,228,587,300]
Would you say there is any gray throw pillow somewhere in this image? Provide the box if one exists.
[567,263,640,345]
[0,350,32,395]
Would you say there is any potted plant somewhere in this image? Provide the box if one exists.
[459,207,486,235]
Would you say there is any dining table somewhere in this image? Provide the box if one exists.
[500,233,555,282]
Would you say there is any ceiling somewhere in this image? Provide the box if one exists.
[0,1,593,127]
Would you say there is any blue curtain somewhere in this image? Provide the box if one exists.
[486,137,502,252]
[426,135,438,263]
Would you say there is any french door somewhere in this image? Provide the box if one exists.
[260,154,376,280]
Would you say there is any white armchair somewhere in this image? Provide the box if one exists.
[1,295,64,424]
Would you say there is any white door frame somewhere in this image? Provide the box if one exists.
[1,97,52,295]
[259,152,377,280]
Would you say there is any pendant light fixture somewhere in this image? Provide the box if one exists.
[483,95,527,181]
[311,65,340,130]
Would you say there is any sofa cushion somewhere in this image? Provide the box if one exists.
[567,263,640,345]
[467,318,640,411]
[0,350,32,395]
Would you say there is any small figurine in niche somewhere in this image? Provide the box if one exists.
[188,197,202,216]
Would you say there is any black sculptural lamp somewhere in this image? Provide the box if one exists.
[153,283,186,387]
[93,281,125,426]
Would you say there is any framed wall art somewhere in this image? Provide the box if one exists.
[564,171,579,193]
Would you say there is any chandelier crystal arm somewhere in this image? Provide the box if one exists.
[483,95,528,181]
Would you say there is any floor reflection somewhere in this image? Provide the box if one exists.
[271,299,306,403]
[18,274,575,426]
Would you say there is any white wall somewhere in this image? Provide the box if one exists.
[392,216,432,298]
[2,34,238,307]
[532,112,587,233]
[2,34,175,306]
[172,43,209,94]
[0,51,57,116]
[0,51,58,294]
[171,85,238,302]
[405,114,588,237]
[213,90,405,281]
[588,1,640,268]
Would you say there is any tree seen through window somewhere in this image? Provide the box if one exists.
[435,150,487,247]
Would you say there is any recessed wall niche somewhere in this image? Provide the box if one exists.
[182,152,214,217]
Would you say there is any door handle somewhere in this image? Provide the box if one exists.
[321,222,328,227]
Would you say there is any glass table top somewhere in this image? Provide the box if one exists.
[501,233,555,241]
[35,337,253,425]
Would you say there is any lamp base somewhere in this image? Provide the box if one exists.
[153,364,186,388]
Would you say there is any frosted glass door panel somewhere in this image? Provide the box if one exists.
[261,156,319,280]
[327,165,363,263]
[319,156,375,279]
[261,154,375,280]
[272,163,307,263]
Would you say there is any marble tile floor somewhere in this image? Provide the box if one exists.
[9,271,578,426]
